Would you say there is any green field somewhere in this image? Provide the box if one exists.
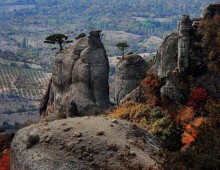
[0,65,51,100]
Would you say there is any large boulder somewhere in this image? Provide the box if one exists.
[40,30,110,120]
[115,54,146,105]
[11,117,161,170]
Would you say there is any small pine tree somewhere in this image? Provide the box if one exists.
[116,42,129,57]
[44,34,73,52]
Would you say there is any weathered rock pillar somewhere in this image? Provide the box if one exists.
[115,54,146,105]
[40,30,110,120]
[177,15,192,73]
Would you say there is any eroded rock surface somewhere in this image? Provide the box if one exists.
[40,30,110,119]
[149,32,178,78]
[129,4,220,104]
[11,117,161,170]
[115,54,146,105]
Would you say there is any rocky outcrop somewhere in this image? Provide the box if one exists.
[177,15,192,73]
[115,54,146,105]
[149,32,178,78]
[148,4,220,103]
[147,32,183,103]
[11,116,161,170]
[153,15,193,103]
[40,30,110,119]
[160,71,183,104]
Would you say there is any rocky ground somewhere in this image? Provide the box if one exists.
[11,116,161,170]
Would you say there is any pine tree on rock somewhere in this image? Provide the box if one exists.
[116,42,129,58]
[44,34,73,52]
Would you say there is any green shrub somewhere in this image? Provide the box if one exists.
[110,103,182,151]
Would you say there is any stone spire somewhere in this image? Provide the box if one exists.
[40,29,110,120]
[177,15,192,73]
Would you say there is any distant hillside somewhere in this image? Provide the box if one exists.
[0,0,218,63]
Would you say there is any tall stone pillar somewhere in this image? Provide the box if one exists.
[177,15,192,73]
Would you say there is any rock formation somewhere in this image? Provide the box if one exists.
[156,3,220,102]
[177,15,192,73]
[160,71,183,104]
[11,4,220,170]
[39,30,110,119]
[115,54,146,105]
[11,117,161,170]
[126,3,220,104]
[149,32,178,78]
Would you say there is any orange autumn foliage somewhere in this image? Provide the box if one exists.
[0,149,10,170]
[109,101,150,122]
[176,107,194,125]
[176,107,205,150]
[182,117,204,150]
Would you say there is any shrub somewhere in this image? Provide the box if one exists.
[0,133,14,153]
[176,106,205,150]
[177,107,194,125]
[181,117,204,150]
[179,117,220,170]
[0,149,10,170]
[110,103,182,151]
[147,107,183,151]
[141,73,161,107]
[198,15,220,71]
[109,101,150,121]
[204,99,220,116]
[188,87,208,109]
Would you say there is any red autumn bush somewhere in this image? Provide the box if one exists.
[142,74,161,107]
[0,149,10,170]
[188,87,208,108]
[142,73,160,93]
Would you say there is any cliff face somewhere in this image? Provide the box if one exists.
[40,30,110,120]
[155,9,220,103]
[124,3,220,105]
[177,15,192,73]
[149,32,178,78]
